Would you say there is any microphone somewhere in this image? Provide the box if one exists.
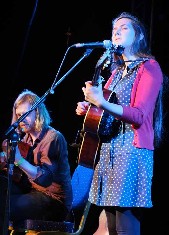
[73,40,112,49]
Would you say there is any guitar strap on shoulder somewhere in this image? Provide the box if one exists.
[104,69,117,89]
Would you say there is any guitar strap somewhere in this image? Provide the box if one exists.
[104,69,117,89]
[104,58,149,90]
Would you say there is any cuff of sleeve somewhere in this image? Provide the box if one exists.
[14,158,25,166]
[28,166,45,181]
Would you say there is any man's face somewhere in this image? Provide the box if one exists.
[16,102,36,133]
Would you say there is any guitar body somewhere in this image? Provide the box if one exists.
[78,88,116,169]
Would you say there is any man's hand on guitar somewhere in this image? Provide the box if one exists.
[0,151,7,162]
[0,151,7,171]
[76,101,89,115]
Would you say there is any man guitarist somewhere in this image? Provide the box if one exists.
[0,89,73,234]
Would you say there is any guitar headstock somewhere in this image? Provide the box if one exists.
[95,49,112,69]
[92,49,111,87]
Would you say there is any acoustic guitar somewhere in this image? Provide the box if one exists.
[0,141,30,182]
[77,48,115,169]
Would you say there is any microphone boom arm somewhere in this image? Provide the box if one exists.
[5,48,93,138]
[51,49,93,91]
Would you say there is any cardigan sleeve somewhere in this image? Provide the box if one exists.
[120,59,163,126]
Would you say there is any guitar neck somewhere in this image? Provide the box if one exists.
[92,67,102,86]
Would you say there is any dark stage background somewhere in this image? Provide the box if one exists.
[0,0,169,234]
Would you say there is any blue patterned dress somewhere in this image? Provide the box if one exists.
[88,59,153,208]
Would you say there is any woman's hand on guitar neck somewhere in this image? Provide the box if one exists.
[76,101,89,116]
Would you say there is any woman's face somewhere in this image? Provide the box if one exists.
[112,18,135,51]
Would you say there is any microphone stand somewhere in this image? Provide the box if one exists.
[2,131,19,235]
[2,48,93,235]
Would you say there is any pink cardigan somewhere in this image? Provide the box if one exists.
[105,59,163,150]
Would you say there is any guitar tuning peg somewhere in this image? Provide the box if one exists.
[102,59,111,69]
[106,60,111,65]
